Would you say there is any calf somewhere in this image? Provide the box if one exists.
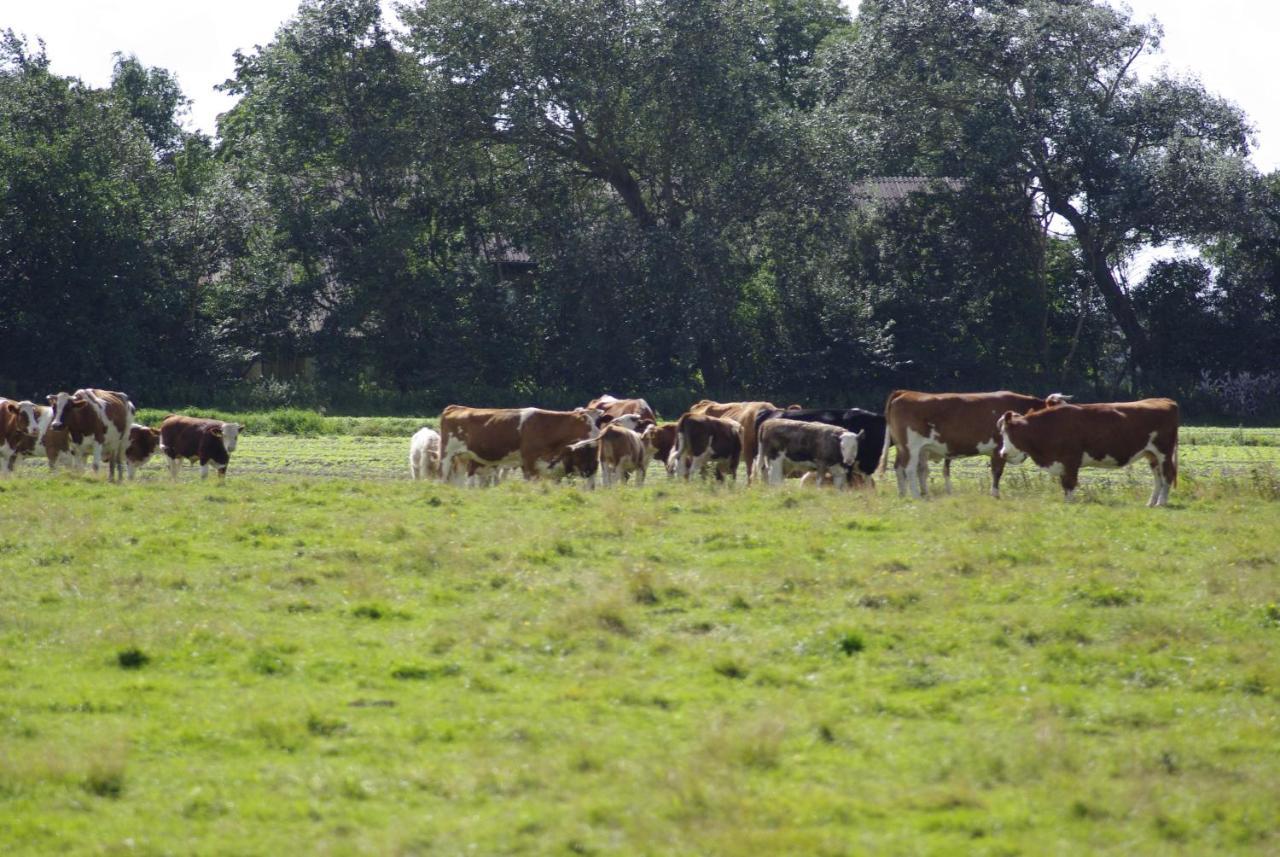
[650,422,680,475]
[673,413,742,481]
[160,415,243,480]
[439,406,603,483]
[883,390,1067,499]
[106,424,161,480]
[548,440,600,488]
[757,420,863,489]
[584,423,657,486]
[998,398,1179,506]
[0,398,38,475]
[46,389,134,481]
[756,406,886,487]
[688,400,777,482]
[409,426,442,480]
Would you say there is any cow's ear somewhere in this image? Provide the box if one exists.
[3,402,15,414]
[997,411,1015,431]
[46,394,57,404]
[598,414,614,426]
[211,427,224,438]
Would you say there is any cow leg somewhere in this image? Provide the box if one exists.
[521,454,540,480]
[832,467,847,491]
[908,455,929,499]
[1147,460,1164,508]
[1060,459,1081,501]
[217,466,227,481]
[634,464,646,487]
[127,462,137,480]
[200,459,210,479]
[943,458,953,494]
[893,447,909,497]
[91,443,103,476]
[990,452,1006,499]
[167,456,180,481]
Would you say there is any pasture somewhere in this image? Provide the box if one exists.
[1,425,1279,855]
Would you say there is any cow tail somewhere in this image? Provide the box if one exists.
[877,391,899,476]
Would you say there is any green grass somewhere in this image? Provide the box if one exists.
[132,407,434,437]
[1,433,1279,854]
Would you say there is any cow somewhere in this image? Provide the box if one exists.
[409,426,442,480]
[688,400,778,482]
[756,420,863,489]
[673,413,743,481]
[159,415,243,480]
[882,390,1068,499]
[585,394,657,424]
[649,422,680,475]
[755,406,887,487]
[439,406,604,484]
[0,398,39,475]
[46,389,134,481]
[997,398,1179,506]
[573,423,658,487]
[105,424,162,480]
[548,439,600,487]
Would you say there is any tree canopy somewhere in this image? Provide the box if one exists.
[0,1,1274,417]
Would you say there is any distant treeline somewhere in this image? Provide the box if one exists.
[1,1,1277,419]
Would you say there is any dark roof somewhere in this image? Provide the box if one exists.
[850,176,966,204]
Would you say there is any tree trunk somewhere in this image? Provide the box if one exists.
[1047,197,1154,372]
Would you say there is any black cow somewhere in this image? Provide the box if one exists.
[754,407,888,486]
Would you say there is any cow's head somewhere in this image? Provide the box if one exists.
[216,422,243,452]
[578,408,604,438]
[839,429,865,467]
[610,414,644,431]
[1043,393,1073,408]
[46,391,86,431]
[996,411,1027,463]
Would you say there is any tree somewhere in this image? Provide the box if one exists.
[839,0,1256,374]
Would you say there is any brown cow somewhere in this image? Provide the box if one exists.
[649,422,680,475]
[548,439,601,487]
[46,389,134,481]
[673,413,742,481]
[585,394,657,424]
[882,390,1067,499]
[998,398,1179,505]
[439,406,603,483]
[574,423,658,486]
[688,400,777,482]
[107,424,161,480]
[160,415,243,480]
[0,398,39,475]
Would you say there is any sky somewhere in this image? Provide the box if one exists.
[2,0,1277,172]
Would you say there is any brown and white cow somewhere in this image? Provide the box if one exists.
[882,390,1067,499]
[0,398,39,475]
[108,424,162,480]
[998,398,1179,506]
[756,420,863,489]
[585,394,657,424]
[673,413,743,481]
[159,415,243,480]
[548,439,601,488]
[46,389,134,481]
[439,406,604,483]
[688,400,777,482]
[573,423,658,487]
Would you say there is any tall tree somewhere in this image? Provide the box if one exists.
[839,0,1256,373]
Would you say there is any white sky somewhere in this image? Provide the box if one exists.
[2,0,1277,172]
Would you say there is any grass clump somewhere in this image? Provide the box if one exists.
[116,647,149,670]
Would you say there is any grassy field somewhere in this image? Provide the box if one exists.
[1,428,1279,855]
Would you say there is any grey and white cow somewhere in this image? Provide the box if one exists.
[756,420,863,489]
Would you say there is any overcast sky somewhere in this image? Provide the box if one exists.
[4,0,1277,172]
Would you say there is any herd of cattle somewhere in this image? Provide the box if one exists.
[0,389,241,481]
[410,391,1180,506]
[1,388,1179,505]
